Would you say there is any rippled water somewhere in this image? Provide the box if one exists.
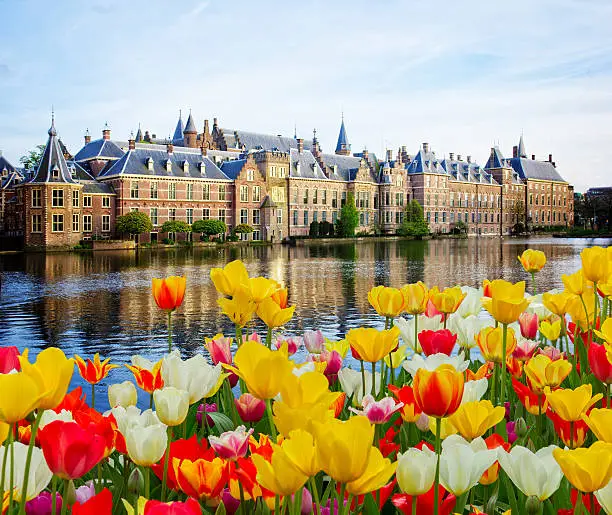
[0,236,609,409]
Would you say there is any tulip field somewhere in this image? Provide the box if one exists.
[2,246,612,514]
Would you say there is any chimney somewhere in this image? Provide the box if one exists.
[513,145,518,158]
[84,129,91,145]
[386,149,393,162]
[401,145,407,152]
[201,145,207,156]
[549,153,553,162]
[457,154,462,161]
[422,142,429,153]
[167,142,174,155]
[204,119,210,134]
[102,124,111,140]
[449,152,454,160]
[297,138,304,153]
[213,117,218,129]
[363,148,369,160]
[532,154,535,160]
[128,134,136,150]
[467,155,472,163]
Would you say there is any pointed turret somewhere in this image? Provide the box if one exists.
[518,134,527,158]
[135,124,143,143]
[172,111,184,143]
[183,111,198,148]
[335,115,351,156]
[31,115,76,183]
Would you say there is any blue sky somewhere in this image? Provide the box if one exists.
[0,0,611,192]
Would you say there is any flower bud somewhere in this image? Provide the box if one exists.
[108,381,138,408]
[153,386,190,426]
[415,412,430,432]
[63,479,77,507]
[128,468,144,495]
[525,495,542,515]
[515,417,528,437]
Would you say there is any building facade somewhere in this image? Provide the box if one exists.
[1,113,574,249]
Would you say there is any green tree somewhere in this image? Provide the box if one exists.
[19,144,46,170]
[309,220,320,238]
[161,220,191,235]
[336,192,359,237]
[233,224,254,234]
[115,211,153,237]
[397,200,430,237]
[319,220,333,237]
[192,219,227,238]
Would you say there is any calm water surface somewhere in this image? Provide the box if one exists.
[0,236,609,409]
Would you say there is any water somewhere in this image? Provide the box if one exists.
[0,236,609,409]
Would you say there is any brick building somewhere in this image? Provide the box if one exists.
[1,113,574,249]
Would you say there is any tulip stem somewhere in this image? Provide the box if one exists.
[0,427,7,506]
[412,498,417,515]
[144,466,150,499]
[275,495,280,515]
[167,311,173,353]
[371,361,376,399]
[338,483,346,514]
[292,486,302,515]
[161,427,171,502]
[8,426,14,512]
[266,327,273,350]
[433,417,442,515]
[51,476,58,515]
[60,479,68,515]
[500,324,508,405]
[235,326,243,347]
[388,351,395,385]
[18,408,44,515]
[309,477,321,515]
[360,360,366,399]
[414,314,419,354]
[531,271,537,296]
[91,384,96,411]
[265,399,277,440]
[590,492,596,515]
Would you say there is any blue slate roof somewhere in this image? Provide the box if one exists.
[335,119,350,153]
[289,148,328,180]
[406,149,446,174]
[74,139,125,162]
[484,147,505,169]
[172,113,184,143]
[219,128,311,153]
[184,112,197,133]
[99,148,230,181]
[220,159,246,180]
[0,154,16,174]
[506,157,566,182]
[30,120,78,184]
[1,170,25,190]
[441,158,498,185]
[518,135,527,158]
[318,153,361,181]
[82,181,115,194]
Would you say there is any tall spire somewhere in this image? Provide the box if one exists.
[518,133,526,158]
[335,114,351,156]
[172,110,184,143]
[183,110,197,134]
[32,115,75,183]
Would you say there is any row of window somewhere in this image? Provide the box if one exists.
[530,211,569,223]
[31,214,110,233]
[147,208,229,226]
[132,182,230,201]
[529,193,568,207]
[239,185,262,203]
[32,190,111,209]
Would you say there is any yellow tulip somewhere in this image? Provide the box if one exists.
[251,447,308,496]
[401,282,429,315]
[448,400,506,441]
[525,354,572,394]
[0,372,44,424]
[518,249,547,273]
[324,338,350,358]
[582,408,612,442]
[312,416,374,483]
[368,286,404,318]
[347,326,400,363]
[581,247,609,284]
[481,280,530,324]
[539,319,561,342]
[562,270,589,296]
[476,326,517,363]
[553,441,612,492]
[595,318,612,345]
[19,348,74,411]
[345,447,397,496]
[274,400,334,437]
[566,291,595,332]
[545,384,602,422]
[599,279,612,299]
[384,345,408,369]
[210,260,249,296]
[542,291,573,317]
[280,429,320,477]
[256,297,295,328]
[428,416,458,440]
[428,286,466,315]
[225,340,293,400]
[217,286,256,328]
[248,276,279,303]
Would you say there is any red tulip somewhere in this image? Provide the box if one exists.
[392,484,456,515]
[418,329,457,356]
[546,409,589,449]
[0,346,20,373]
[38,420,107,480]
[144,498,202,515]
[424,299,442,318]
[152,276,186,312]
[234,393,266,423]
[518,312,538,340]
[71,488,113,515]
[512,378,548,416]
[378,427,400,458]
[388,384,423,423]
[588,341,612,384]
[72,408,117,458]
[53,387,87,414]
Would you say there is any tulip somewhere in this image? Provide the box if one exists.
[518,312,539,339]
[347,326,400,363]
[312,416,374,483]
[257,296,296,329]
[447,315,488,350]
[595,480,612,515]
[525,354,572,394]
[448,400,505,441]
[395,314,442,353]
[234,393,266,423]
[324,337,350,358]
[152,276,186,311]
[396,447,437,495]
[428,416,458,440]
[403,352,469,377]
[513,338,538,361]
[567,292,596,333]
[277,429,320,478]
[248,276,279,303]
[345,447,397,496]
[368,285,405,318]
[465,363,491,382]
[204,334,233,365]
[388,385,422,423]
[217,285,257,328]
[512,379,548,415]
[543,291,573,317]
[108,381,138,408]
[454,287,483,318]
[154,387,190,426]
[303,329,326,354]
[338,367,381,405]
[349,395,403,424]
[538,345,565,361]
[418,329,457,356]
[196,403,217,428]
[476,326,517,363]
[391,485,457,515]
[497,445,562,500]
[581,246,609,284]
[173,456,230,500]
[553,442,612,492]
[316,349,343,385]
[595,318,612,345]
[0,372,44,424]
[113,406,168,467]
[482,280,531,326]
[38,409,73,430]
[428,286,466,320]
[539,319,561,342]
[582,408,612,442]
[562,270,589,297]
[526,293,553,319]
[209,426,253,461]
[125,358,164,395]
[400,282,429,315]
[251,446,308,496]
[547,410,590,448]
[0,346,20,373]
[74,353,118,385]
[25,491,62,515]
[19,348,74,411]
[210,260,250,296]
[274,336,302,355]
[71,488,113,515]
[518,249,547,273]
[74,481,95,505]
[413,364,464,418]
[139,498,202,515]
[0,441,52,502]
[161,351,223,405]
[545,384,602,422]
[479,433,510,485]
[460,378,488,404]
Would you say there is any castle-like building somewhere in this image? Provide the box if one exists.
[0,112,574,249]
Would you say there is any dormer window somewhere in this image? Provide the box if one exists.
[333,164,338,175]
[183,161,190,174]
[166,160,172,173]
[52,165,60,179]
[199,162,206,175]
[146,157,154,171]
[247,169,254,181]
[70,166,77,179]
[1,168,7,177]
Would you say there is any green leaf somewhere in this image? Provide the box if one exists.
[207,412,234,434]
[215,502,227,515]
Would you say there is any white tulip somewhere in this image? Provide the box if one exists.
[403,352,469,377]
[125,422,168,467]
[161,351,222,404]
[396,447,437,495]
[130,355,156,370]
[448,314,489,349]
[395,315,442,353]
[460,378,489,404]
[497,445,562,501]
[111,406,164,437]
[108,381,138,408]
[338,367,381,405]
[439,435,498,495]
[525,293,553,319]
[0,442,52,501]
[39,409,73,430]
[293,362,316,377]
[595,479,612,515]
[154,387,190,426]
[455,287,484,318]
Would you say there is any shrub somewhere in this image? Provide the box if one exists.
[161,238,175,245]
[309,221,320,238]
[233,224,254,234]
[161,220,191,234]
[192,219,227,238]
[116,211,153,237]
[336,192,359,237]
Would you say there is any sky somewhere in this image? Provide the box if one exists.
[0,0,611,192]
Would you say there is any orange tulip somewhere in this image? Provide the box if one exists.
[173,456,230,501]
[477,326,517,364]
[125,361,164,394]
[74,353,118,385]
[413,364,464,418]
[388,385,423,423]
[512,378,549,416]
[152,276,186,312]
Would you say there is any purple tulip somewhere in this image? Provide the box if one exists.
[25,492,62,515]
[197,403,218,427]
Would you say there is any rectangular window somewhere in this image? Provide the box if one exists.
[240,209,248,224]
[31,214,42,233]
[442,212,447,223]
[32,189,42,208]
[322,211,327,222]
[292,189,298,204]
[102,196,110,208]
[277,209,282,224]
[313,211,318,223]
[303,210,309,226]
[202,184,210,201]
[218,209,225,222]
[168,183,176,200]
[186,184,193,200]
[322,190,327,205]
[72,213,79,232]
[52,214,64,232]
[252,209,260,225]
[293,210,298,226]
[253,186,261,203]
[252,230,260,240]
[434,212,439,223]
[203,208,210,220]
[72,190,79,208]
[130,181,139,199]
[83,215,92,232]
[341,191,347,207]
[240,185,248,202]
[427,212,431,223]
[151,182,158,199]
[313,190,318,204]
[247,170,254,181]
[303,189,309,204]
[218,184,226,201]
[332,190,338,208]
[102,215,110,232]
[83,195,92,208]
[52,189,64,207]
[332,211,338,223]
[186,208,193,224]
[150,208,158,226]
[169,208,176,221]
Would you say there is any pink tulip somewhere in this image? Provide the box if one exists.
[513,339,538,361]
[0,346,20,374]
[247,332,261,344]
[204,335,233,365]
[209,425,254,460]
[506,421,518,444]
[424,299,442,318]
[518,312,538,340]
[308,350,343,386]
[74,481,96,505]
[349,395,403,424]
[221,489,241,515]
[538,346,564,361]
[234,393,266,423]
[303,330,326,354]
[275,336,302,356]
